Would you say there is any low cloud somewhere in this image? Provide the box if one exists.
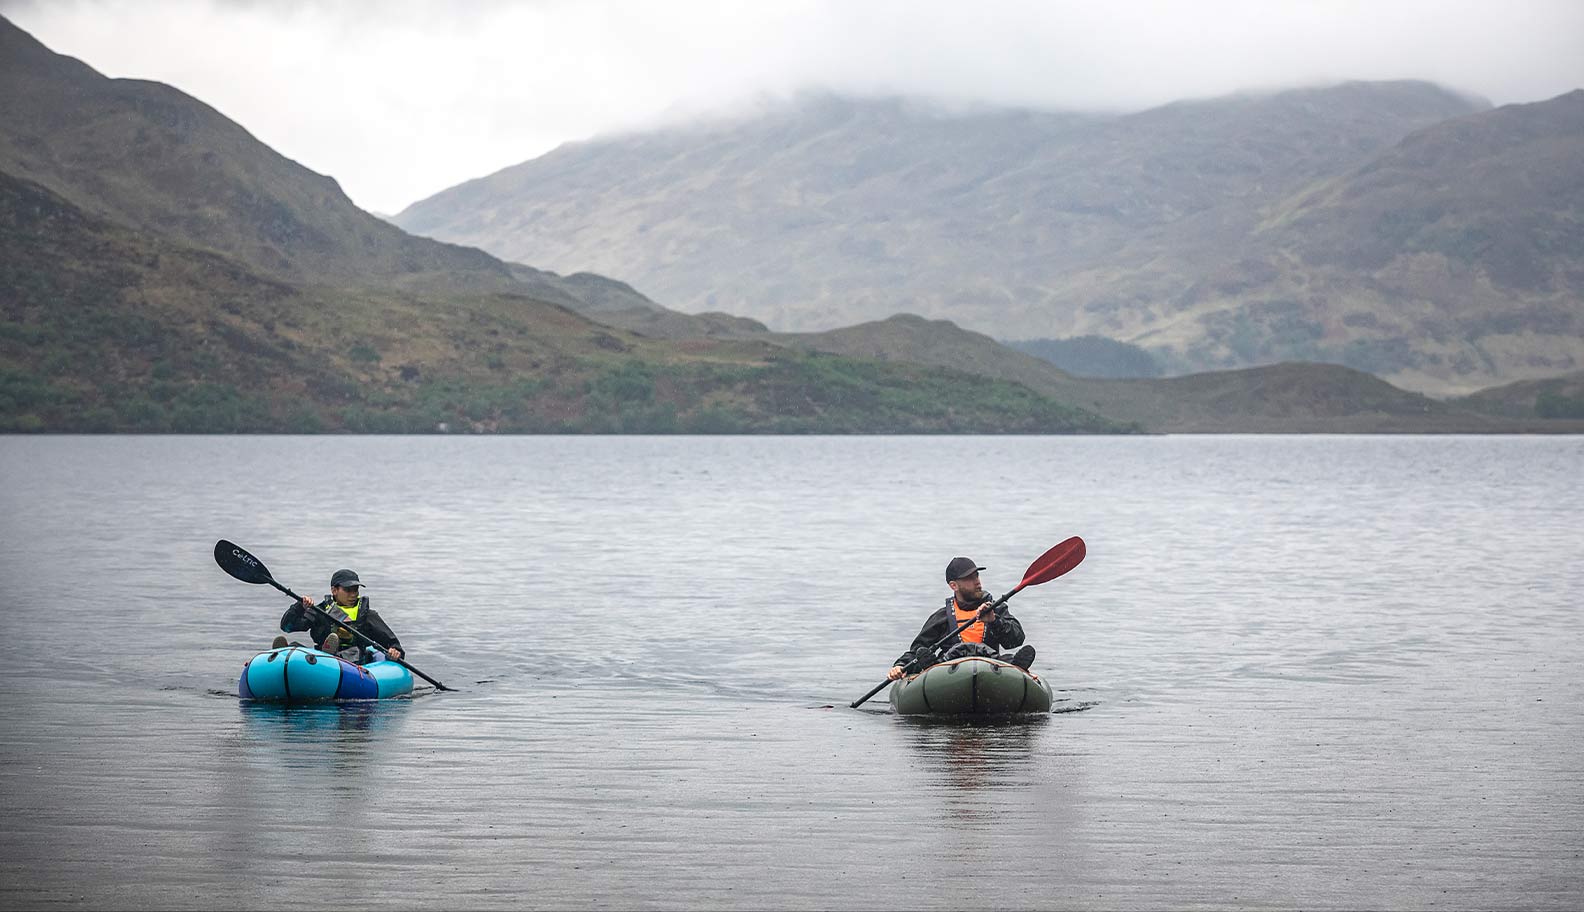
[5,0,1582,212]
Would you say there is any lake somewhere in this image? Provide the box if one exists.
[1,435,1580,910]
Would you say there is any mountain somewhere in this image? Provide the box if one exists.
[1137,90,1584,394]
[396,83,1584,395]
[393,86,1481,335]
[0,16,1124,435]
[1454,369,1584,419]
[0,15,675,319]
[775,314,1584,432]
[1005,336,1163,379]
[7,15,1576,435]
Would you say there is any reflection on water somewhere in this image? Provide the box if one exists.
[900,717,1046,817]
[889,716,1086,877]
[238,699,408,743]
[230,701,411,786]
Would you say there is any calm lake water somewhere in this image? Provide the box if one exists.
[1,435,1580,910]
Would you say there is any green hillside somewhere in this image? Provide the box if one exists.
[1454,370,1584,419]
[782,314,1584,433]
[0,168,1124,434]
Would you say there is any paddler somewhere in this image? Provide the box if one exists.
[886,556,1035,681]
[273,568,405,664]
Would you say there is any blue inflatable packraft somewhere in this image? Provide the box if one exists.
[239,645,414,702]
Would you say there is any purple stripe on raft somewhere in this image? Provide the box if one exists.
[336,658,379,699]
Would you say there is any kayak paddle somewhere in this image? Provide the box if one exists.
[850,536,1086,709]
[214,539,453,692]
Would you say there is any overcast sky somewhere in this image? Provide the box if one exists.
[5,0,1582,214]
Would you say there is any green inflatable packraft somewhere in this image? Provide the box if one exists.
[889,656,1053,716]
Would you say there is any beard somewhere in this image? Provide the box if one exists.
[955,585,987,606]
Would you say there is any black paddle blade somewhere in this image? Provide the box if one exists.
[1018,536,1086,588]
[214,540,275,585]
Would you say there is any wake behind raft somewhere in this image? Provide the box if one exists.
[240,645,413,702]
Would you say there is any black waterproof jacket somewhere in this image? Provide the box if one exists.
[280,596,403,657]
[892,595,1025,668]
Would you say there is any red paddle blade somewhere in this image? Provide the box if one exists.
[1018,536,1086,588]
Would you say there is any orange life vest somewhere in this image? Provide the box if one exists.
[952,599,987,644]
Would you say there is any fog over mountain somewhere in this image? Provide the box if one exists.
[5,0,1582,213]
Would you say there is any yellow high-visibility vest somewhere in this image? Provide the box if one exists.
[321,596,366,642]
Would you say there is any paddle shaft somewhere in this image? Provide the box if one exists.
[848,584,1027,709]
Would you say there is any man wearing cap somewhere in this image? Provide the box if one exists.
[275,568,404,664]
[885,557,1035,681]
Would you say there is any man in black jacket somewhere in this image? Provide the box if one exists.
[276,568,404,664]
[886,556,1035,681]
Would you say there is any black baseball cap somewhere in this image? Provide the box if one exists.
[330,569,364,589]
[945,557,985,582]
